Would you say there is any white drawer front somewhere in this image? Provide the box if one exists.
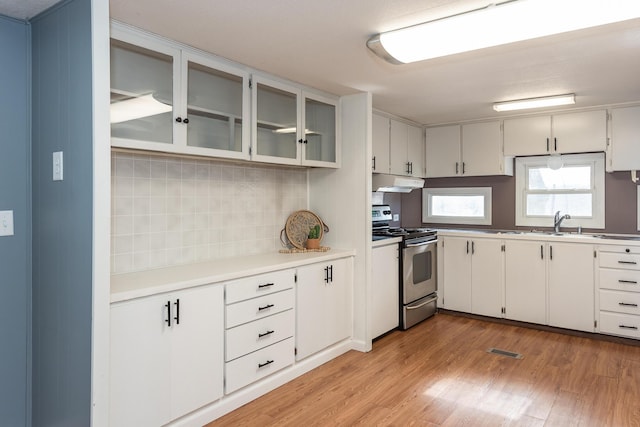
[226,289,294,328]
[599,311,640,339]
[600,289,640,315]
[225,310,294,361]
[225,337,295,394]
[598,268,640,292]
[599,252,640,270]
[598,245,640,256]
[226,269,295,304]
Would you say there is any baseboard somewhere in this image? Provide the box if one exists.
[171,340,353,426]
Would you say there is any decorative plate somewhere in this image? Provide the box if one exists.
[284,210,326,250]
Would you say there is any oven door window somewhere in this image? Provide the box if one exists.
[413,251,432,285]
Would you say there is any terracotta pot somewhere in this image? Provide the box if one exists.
[306,238,320,249]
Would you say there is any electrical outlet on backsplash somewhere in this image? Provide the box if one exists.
[110,152,308,274]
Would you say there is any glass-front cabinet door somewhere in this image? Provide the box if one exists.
[252,77,301,165]
[110,37,180,147]
[302,93,339,167]
[182,52,250,159]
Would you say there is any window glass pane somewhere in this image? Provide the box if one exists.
[526,193,593,217]
[528,166,591,190]
[431,195,485,217]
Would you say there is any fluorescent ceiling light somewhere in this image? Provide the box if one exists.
[110,94,172,124]
[493,94,575,112]
[367,0,640,64]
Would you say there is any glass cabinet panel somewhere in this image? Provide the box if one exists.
[187,62,244,152]
[255,83,298,160]
[304,97,336,163]
[110,39,174,144]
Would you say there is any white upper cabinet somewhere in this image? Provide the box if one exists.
[504,110,607,156]
[608,105,640,171]
[110,27,251,160]
[462,121,513,177]
[390,119,424,177]
[110,24,339,168]
[425,125,461,177]
[426,121,511,178]
[252,75,339,167]
[372,113,390,173]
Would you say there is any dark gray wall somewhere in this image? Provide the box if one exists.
[31,0,93,425]
[0,15,30,427]
[401,171,639,234]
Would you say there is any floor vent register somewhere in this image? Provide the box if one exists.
[486,348,523,359]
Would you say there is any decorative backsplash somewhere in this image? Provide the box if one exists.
[111,152,308,274]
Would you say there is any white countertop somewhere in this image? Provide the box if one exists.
[371,237,402,248]
[111,249,356,303]
[436,228,640,245]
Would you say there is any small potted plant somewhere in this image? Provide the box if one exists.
[306,224,321,249]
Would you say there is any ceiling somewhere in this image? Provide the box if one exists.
[0,0,59,20]
[5,0,640,125]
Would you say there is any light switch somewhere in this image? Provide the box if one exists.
[0,210,14,236]
[53,151,63,181]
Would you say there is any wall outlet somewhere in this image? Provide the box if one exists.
[53,151,64,181]
[0,210,14,236]
[393,214,400,221]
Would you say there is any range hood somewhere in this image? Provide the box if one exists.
[372,174,425,193]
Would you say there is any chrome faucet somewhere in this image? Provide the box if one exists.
[554,210,571,233]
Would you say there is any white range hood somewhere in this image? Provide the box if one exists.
[372,174,424,193]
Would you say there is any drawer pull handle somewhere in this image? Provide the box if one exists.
[258,330,275,338]
[258,360,274,368]
[619,325,639,330]
[258,283,275,289]
[258,304,274,311]
[619,280,638,284]
[618,260,637,265]
[618,302,639,307]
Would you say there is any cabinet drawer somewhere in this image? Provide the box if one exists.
[599,311,640,339]
[226,289,294,328]
[600,290,640,315]
[599,252,640,270]
[225,310,294,361]
[599,245,640,256]
[226,269,295,304]
[599,268,640,291]
[225,337,294,394]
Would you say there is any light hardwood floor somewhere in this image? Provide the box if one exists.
[207,313,640,426]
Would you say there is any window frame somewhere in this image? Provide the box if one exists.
[515,153,605,229]
[422,187,492,225]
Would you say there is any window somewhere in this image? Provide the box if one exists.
[515,153,605,229]
[422,187,492,225]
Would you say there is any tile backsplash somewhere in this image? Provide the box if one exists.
[111,152,308,274]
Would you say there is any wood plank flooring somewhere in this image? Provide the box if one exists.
[206,313,640,426]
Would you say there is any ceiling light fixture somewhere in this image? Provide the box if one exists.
[367,0,640,64]
[493,94,575,112]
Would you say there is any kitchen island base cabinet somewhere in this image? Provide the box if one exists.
[296,257,353,360]
[109,284,224,427]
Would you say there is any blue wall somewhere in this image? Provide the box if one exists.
[0,15,31,427]
[31,0,94,425]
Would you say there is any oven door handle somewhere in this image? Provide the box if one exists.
[406,295,438,310]
[405,239,438,248]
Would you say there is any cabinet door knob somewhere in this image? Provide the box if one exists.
[165,301,172,327]
[175,117,182,123]
[183,117,189,124]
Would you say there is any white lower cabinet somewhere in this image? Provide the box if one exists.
[504,240,547,324]
[441,236,503,317]
[547,243,595,332]
[296,257,352,360]
[371,243,399,338]
[109,285,224,427]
